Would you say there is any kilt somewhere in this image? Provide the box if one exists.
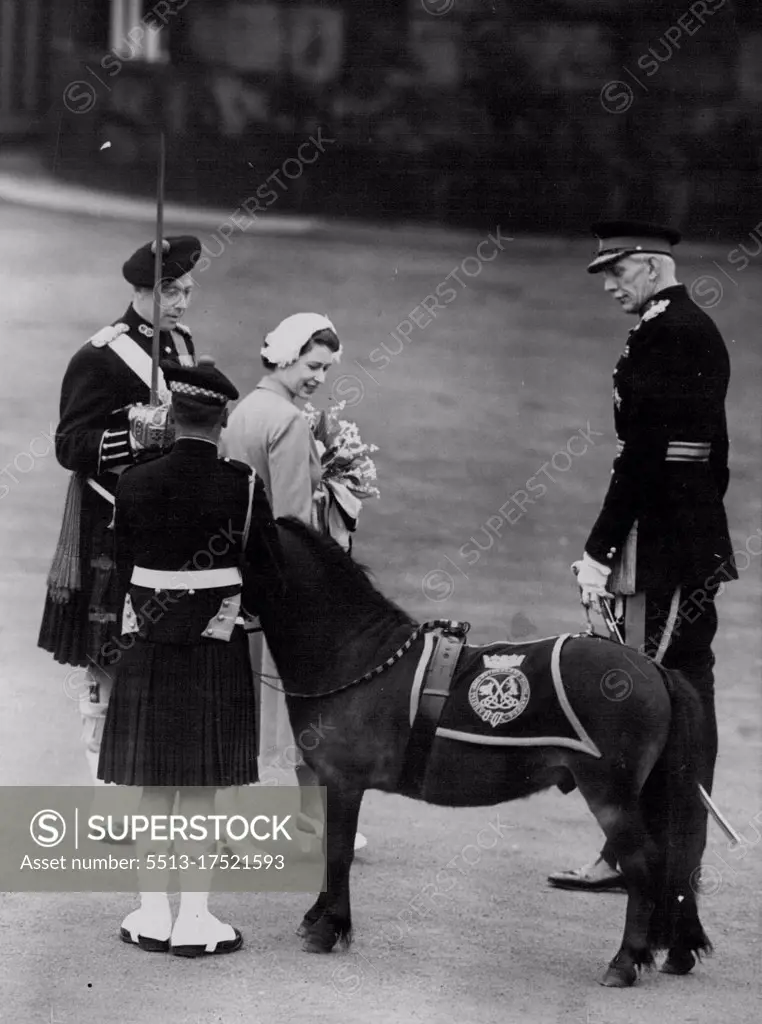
[38,486,122,669]
[98,628,258,787]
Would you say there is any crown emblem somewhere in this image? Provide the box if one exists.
[483,653,525,671]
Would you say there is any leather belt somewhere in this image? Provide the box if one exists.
[131,566,242,590]
[397,626,468,795]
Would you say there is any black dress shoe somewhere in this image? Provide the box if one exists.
[170,927,243,958]
[119,927,170,953]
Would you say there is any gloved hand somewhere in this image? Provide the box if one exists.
[571,552,612,610]
[127,403,174,453]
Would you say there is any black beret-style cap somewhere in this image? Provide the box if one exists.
[162,356,239,406]
[587,221,681,274]
[123,235,202,288]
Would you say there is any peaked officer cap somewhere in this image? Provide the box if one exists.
[587,221,681,274]
[162,356,239,406]
[123,235,202,288]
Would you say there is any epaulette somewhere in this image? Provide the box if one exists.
[174,322,192,339]
[89,323,129,348]
[221,457,253,475]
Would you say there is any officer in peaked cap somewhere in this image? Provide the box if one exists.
[586,220,682,276]
[38,235,202,788]
[548,221,737,930]
[98,355,276,958]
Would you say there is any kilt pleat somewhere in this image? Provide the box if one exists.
[38,591,90,667]
[99,630,258,787]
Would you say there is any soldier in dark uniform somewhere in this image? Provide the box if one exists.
[549,222,737,905]
[98,357,276,957]
[38,236,201,784]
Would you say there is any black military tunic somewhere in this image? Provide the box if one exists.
[98,438,276,787]
[585,284,737,591]
[38,305,195,668]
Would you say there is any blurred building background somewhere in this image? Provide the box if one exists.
[1,0,760,236]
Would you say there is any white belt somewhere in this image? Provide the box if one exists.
[131,566,242,590]
[86,466,128,505]
[616,439,710,462]
[87,478,115,504]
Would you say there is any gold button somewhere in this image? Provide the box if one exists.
[189,589,195,595]
[217,614,225,621]
[204,629,212,636]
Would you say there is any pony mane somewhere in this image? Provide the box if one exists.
[276,517,416,627]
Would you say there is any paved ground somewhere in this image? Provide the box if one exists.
[0,197,760,1024]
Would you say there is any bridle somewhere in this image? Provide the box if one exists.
[254,618,471,699]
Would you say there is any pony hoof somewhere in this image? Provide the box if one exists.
[296,913,323,938]
[660,950,696,975]
[301,935,333,954]
[600,964,637,988]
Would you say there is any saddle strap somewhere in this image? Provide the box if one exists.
[397,629,466,794]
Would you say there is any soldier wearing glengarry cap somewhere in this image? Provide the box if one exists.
[98,356,276,958]
[549,222,736,922]
[38,236,200,785]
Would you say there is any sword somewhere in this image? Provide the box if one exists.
[571,563,624,643]
[698,784,742,847]
[572,565,742,845]
[598,596,624,644]
[150,130,166,407]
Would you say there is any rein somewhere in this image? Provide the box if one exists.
[254,619,471,699]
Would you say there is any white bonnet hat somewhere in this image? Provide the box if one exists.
[261,312,341,368]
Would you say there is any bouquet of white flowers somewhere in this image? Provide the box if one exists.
[303,401,380,548]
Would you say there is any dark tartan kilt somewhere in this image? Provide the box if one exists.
[98,628,259,787]
[38,491,123,669]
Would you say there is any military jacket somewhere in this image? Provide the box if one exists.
[586,284,737,590]
[114,438,276,644]
[38,307,197,667]
[55,304,195,484]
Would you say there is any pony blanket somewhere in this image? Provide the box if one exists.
[412,633,601,757]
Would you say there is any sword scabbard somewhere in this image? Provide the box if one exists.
[698,784,743,847]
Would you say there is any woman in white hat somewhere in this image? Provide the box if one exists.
[223,313,367,851]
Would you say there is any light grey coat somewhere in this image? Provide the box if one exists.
[221,376,322,524]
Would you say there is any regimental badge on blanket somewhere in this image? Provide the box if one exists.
[433,637,601,756]
[468,653,531,728]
